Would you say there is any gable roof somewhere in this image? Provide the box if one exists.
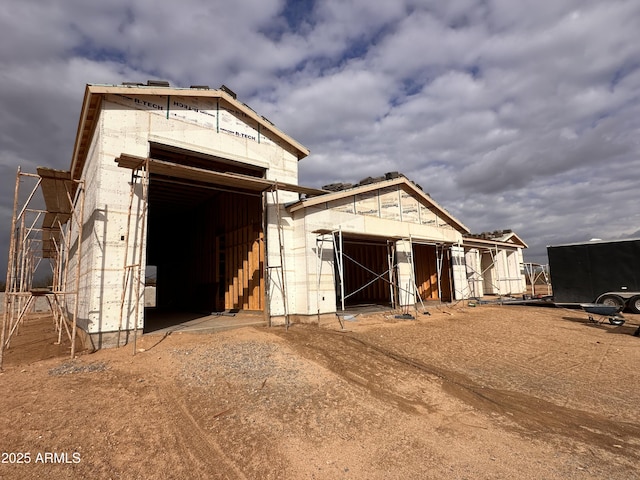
[464,230,528,249]
[498,231,528,248]
[69,83,310,180]
[288,176,470,234]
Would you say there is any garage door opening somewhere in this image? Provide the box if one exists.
[142,145,266,333]
[412,243,453,303]
[335,238,397,309]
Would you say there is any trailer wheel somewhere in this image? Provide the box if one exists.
[628,295,640,314]
[597,294,625,310]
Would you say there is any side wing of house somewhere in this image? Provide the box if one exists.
[289,177,470,317]
[462,232,528,297]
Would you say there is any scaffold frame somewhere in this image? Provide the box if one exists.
[1,167,85,370]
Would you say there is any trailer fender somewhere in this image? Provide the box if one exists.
[595,294,626,309]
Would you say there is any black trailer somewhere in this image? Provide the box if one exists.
[547,238,640,313]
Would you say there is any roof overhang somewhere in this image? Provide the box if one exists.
[70,84,311,180]
[115,154,328,197]
[500,232,528,248]
[462,236,526,250]
[314,228,458,245]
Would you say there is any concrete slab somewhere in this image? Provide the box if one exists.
[143,310,266,336]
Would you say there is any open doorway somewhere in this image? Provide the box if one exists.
[142,145,266,332]
[335,238,397,309]
[412,243,452,303]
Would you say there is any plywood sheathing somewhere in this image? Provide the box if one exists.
[37,167,75,258]
[413,244,451,301]
[225,225,264,311]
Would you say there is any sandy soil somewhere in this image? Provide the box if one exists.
[1,303,639,479]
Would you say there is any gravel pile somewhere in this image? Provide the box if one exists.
[48,360,109,376]
[170,339,354,447]
[172,341,308,392]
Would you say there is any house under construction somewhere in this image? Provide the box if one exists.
[2,82,527,357]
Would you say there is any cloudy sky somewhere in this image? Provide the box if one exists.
[1,0,639,279]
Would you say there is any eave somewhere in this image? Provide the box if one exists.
[462,236,527,250]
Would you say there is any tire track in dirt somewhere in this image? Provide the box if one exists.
[275,325,640,460]
[275,327,439,415]
[156,382,249,480]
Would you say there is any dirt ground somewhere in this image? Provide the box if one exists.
[1,303,640,479]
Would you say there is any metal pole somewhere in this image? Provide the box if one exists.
[407,237,426,313]
[118,169,137,346]
[273,185,289,329]
[17,209,27,317]
[70,182,85,358]
[316,235,325,323]
[21,217,31,289]
[436,245,443,303]
[15,178,42,227]
[524,263,534,297]
[1,168,22,370]
[132,158,150,355]
[492,246,501,298]
[262,191,271,327]
[61,217,72,314]
[337,228,345,312]
[387,241,395,309]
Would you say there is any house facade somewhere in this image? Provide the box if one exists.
[463,231,528,298]
[287,175,470,319]
[63,83,318,347]
[43,83,527,348]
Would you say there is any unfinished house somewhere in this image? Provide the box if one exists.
[286,174,472,320]
[463,230,528,298]
[30,82,328,349]
[2,82,528,359]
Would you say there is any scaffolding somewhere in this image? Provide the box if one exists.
[463,244,524,299]
[1,167,85,370]
[266,184,290,329]
[114,153,324,330]
[408,237,451,306]
[463,245,504,298]
[523,263,552,296]
[117,158,150,353]
[331,229,404,310]
[317,231,448,316]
